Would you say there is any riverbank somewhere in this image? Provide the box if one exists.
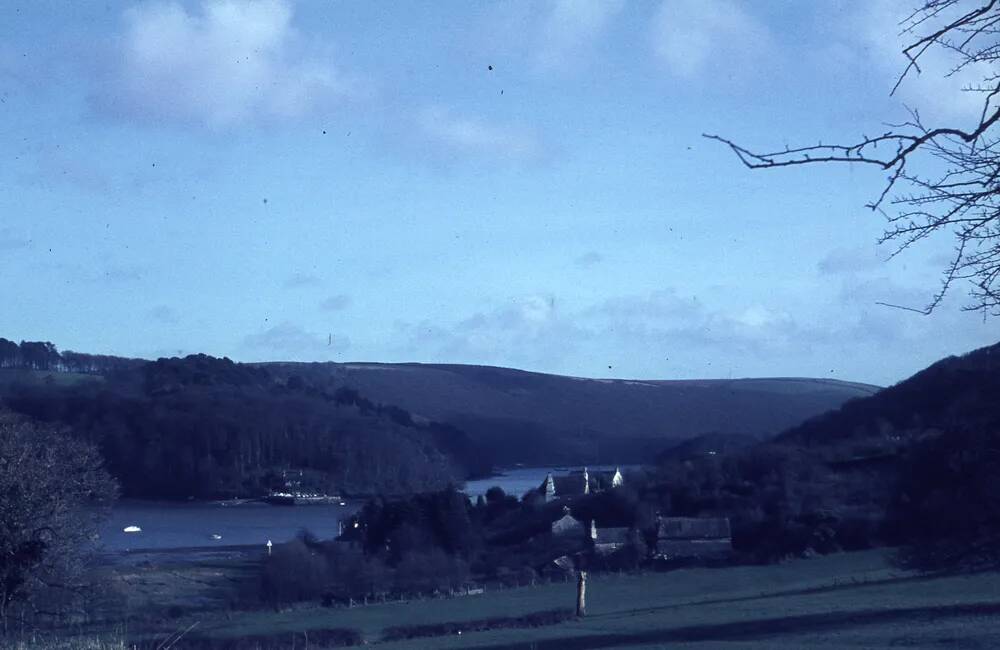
[96,467,598,553]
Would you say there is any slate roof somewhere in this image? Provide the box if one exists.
[551,513,585,536]
[540,467,623,500]
[656,516,731,540]
[595,527,631,545]
[655,538,732,558]
[654,516,732,560]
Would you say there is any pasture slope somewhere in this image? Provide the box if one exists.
[198,550,1000,649]
[263,361,880,464]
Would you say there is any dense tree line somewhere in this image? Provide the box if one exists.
[259,483,646,607]
[0,353,489,499]
[0,338,142,374]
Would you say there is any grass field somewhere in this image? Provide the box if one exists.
[182,550,1000,648]
[0,368,103,388]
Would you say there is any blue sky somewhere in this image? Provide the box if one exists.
[0,0,995,385]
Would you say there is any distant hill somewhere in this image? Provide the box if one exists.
[0,336,882,494]
[775,341,1000,452]
[0,342,484,499]
[260,362,879,465]
[656,432,756,464]
[647,340,1000,565]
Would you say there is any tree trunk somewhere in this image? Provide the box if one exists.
[576,571,587,617]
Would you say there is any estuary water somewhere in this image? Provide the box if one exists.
[99,466,618,551]
[463,465,622,499]
[99,499,358,552]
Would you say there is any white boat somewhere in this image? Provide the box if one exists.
[123,525,141,533]
[210,534,223,540]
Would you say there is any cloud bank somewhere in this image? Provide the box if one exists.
[97,0,345,128]
[418,107,542,161]
[535,0,624,72]
[650,0,772,78]
[243,322,349,361]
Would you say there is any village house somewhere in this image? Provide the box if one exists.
[549,509,637,555]
[550,507,585,537]
[539,466,624,502]
[589,520,634,556]
[654,516,732,561]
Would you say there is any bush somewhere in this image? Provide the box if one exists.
[259,538,330,605]
[394,549,469,595]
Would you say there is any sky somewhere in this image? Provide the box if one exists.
[0,0,996,386]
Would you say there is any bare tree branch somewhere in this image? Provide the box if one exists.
[708,0,1000,315]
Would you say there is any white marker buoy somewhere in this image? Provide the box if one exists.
[266,539,273,556]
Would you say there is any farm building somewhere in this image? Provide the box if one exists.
[589,520,634,555]
[539,467,624,502]
[550,508,585,537]
[654,516,732,560]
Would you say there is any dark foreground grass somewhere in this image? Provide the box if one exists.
[205,549,997,649]
[20,550,1000,649]
[0,637,126,649]
[368,553,1000,649]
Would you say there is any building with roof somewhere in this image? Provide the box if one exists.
[654,516,732,560]
[539,467,624,502]
[588,520,634,555]
[551,507,586,537]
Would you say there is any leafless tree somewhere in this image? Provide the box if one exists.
[0,411,117,633]
[707,0,1000,316]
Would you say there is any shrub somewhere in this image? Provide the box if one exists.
[259,539,330,605]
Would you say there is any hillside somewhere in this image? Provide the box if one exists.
[0,345,484,499]
[776,340,1000,451]
[648,340,1000,565]
[261,362,879,464]
[0,336,881,496]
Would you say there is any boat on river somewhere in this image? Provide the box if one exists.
[264,492,344,506]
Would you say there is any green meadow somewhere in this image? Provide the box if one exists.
[185,550,1000,648]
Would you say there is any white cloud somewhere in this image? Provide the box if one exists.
[99,0,346,127]
[393,294,583,371]
[535,0,624,71]
[392,290,807,378]
[650,0,772,78]
[418,107,541,160]
[243,322,349,361]
[852,1,992,123]
[389,286,995,384]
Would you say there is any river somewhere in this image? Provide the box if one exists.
[99,466,622,551]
